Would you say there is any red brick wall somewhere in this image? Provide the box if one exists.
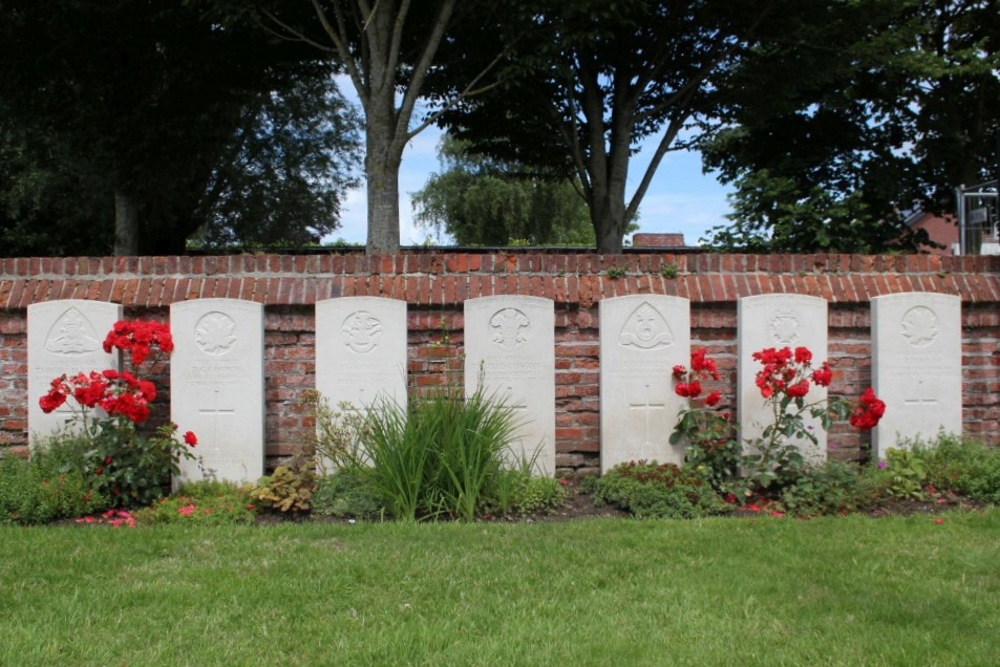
[1,252,998,474]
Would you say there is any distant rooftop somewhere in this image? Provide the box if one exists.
[631,233,687,249]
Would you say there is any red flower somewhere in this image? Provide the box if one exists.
[705,391,721,407]
[786,380,810,398]
[794,347,812,364]
[690,348,719,379]
[183,431,198,447]
[103,320,173,366]
[672,364,687,379]
[811,362,833,387]
[137,380,157,401]
[39,388,68,413]
[849,388,885,430]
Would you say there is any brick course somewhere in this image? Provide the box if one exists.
[1,251,998,473]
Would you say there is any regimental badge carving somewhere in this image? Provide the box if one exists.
[44,307,102,356]
[195,312,237,356]
[342,311,382,353]
[489,308,529,351]
[768,308,802,345]
[901,306,939,348]
[619,302,673,349]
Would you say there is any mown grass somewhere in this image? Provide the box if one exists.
[2,511,999,665]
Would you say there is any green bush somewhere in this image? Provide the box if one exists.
[865,447,930,500]
[781,461,872,517]
[912,435,1000,503]
[585,461,727,519]
[312,467,386,520]
[486,468,567,517]
[133,481,256,526]
[0,442,108,525]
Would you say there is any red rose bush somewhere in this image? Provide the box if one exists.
[672,346,885,496]
[39,320,196,508]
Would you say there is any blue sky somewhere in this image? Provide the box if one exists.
[328,102,735,248]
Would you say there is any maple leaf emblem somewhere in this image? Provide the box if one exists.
[901,306,939,348]
[195,313,237,355]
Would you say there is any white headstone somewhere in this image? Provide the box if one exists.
[872,292,962,458]
[464,296,555,475]
[738,294,829,463]
[600,295,691,472]
[315,297,407,469]
[27,300,122,448]
[170,298,264,485]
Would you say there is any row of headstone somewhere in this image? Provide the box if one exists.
[26,292,964,483]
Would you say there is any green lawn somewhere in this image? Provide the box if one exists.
[3,511,999,665]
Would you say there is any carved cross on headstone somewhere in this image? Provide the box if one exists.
[198,389,236,453]
[629,382,666,446]
[903,378,939,408]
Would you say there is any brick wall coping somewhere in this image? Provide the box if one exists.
[1,253,997,309]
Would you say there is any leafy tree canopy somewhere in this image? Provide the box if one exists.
[429,0,787,253]
[412,135,597,246]
[699,0,1000,252]
[0,0,361,256]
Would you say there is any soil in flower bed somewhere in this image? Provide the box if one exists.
[254,483,985,525]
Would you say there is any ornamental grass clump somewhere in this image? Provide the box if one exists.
[327,385,526,522]
[37,320,197,508]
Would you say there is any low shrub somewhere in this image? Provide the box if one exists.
[486,468,567,517]
[866,447,930,500]
[905,434,1000,503]
[312,467,386,520]
[781,461,872,517]
[0,441,108,524]
[134,481,256,526]
[248,457,315,515]
[585,461,727,519]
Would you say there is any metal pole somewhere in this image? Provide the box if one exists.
[957,185,965,256]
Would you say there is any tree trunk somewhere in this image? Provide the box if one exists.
[114,190,140,256]
[364,87,404,254]
[366,148,402,254]
[590,190,627,254]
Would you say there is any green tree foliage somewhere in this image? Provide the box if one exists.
[0,0,360,256]
[431,0,781,253]
[191,74,362,251]
[412,136,596,246]
[700,0,1000,253]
